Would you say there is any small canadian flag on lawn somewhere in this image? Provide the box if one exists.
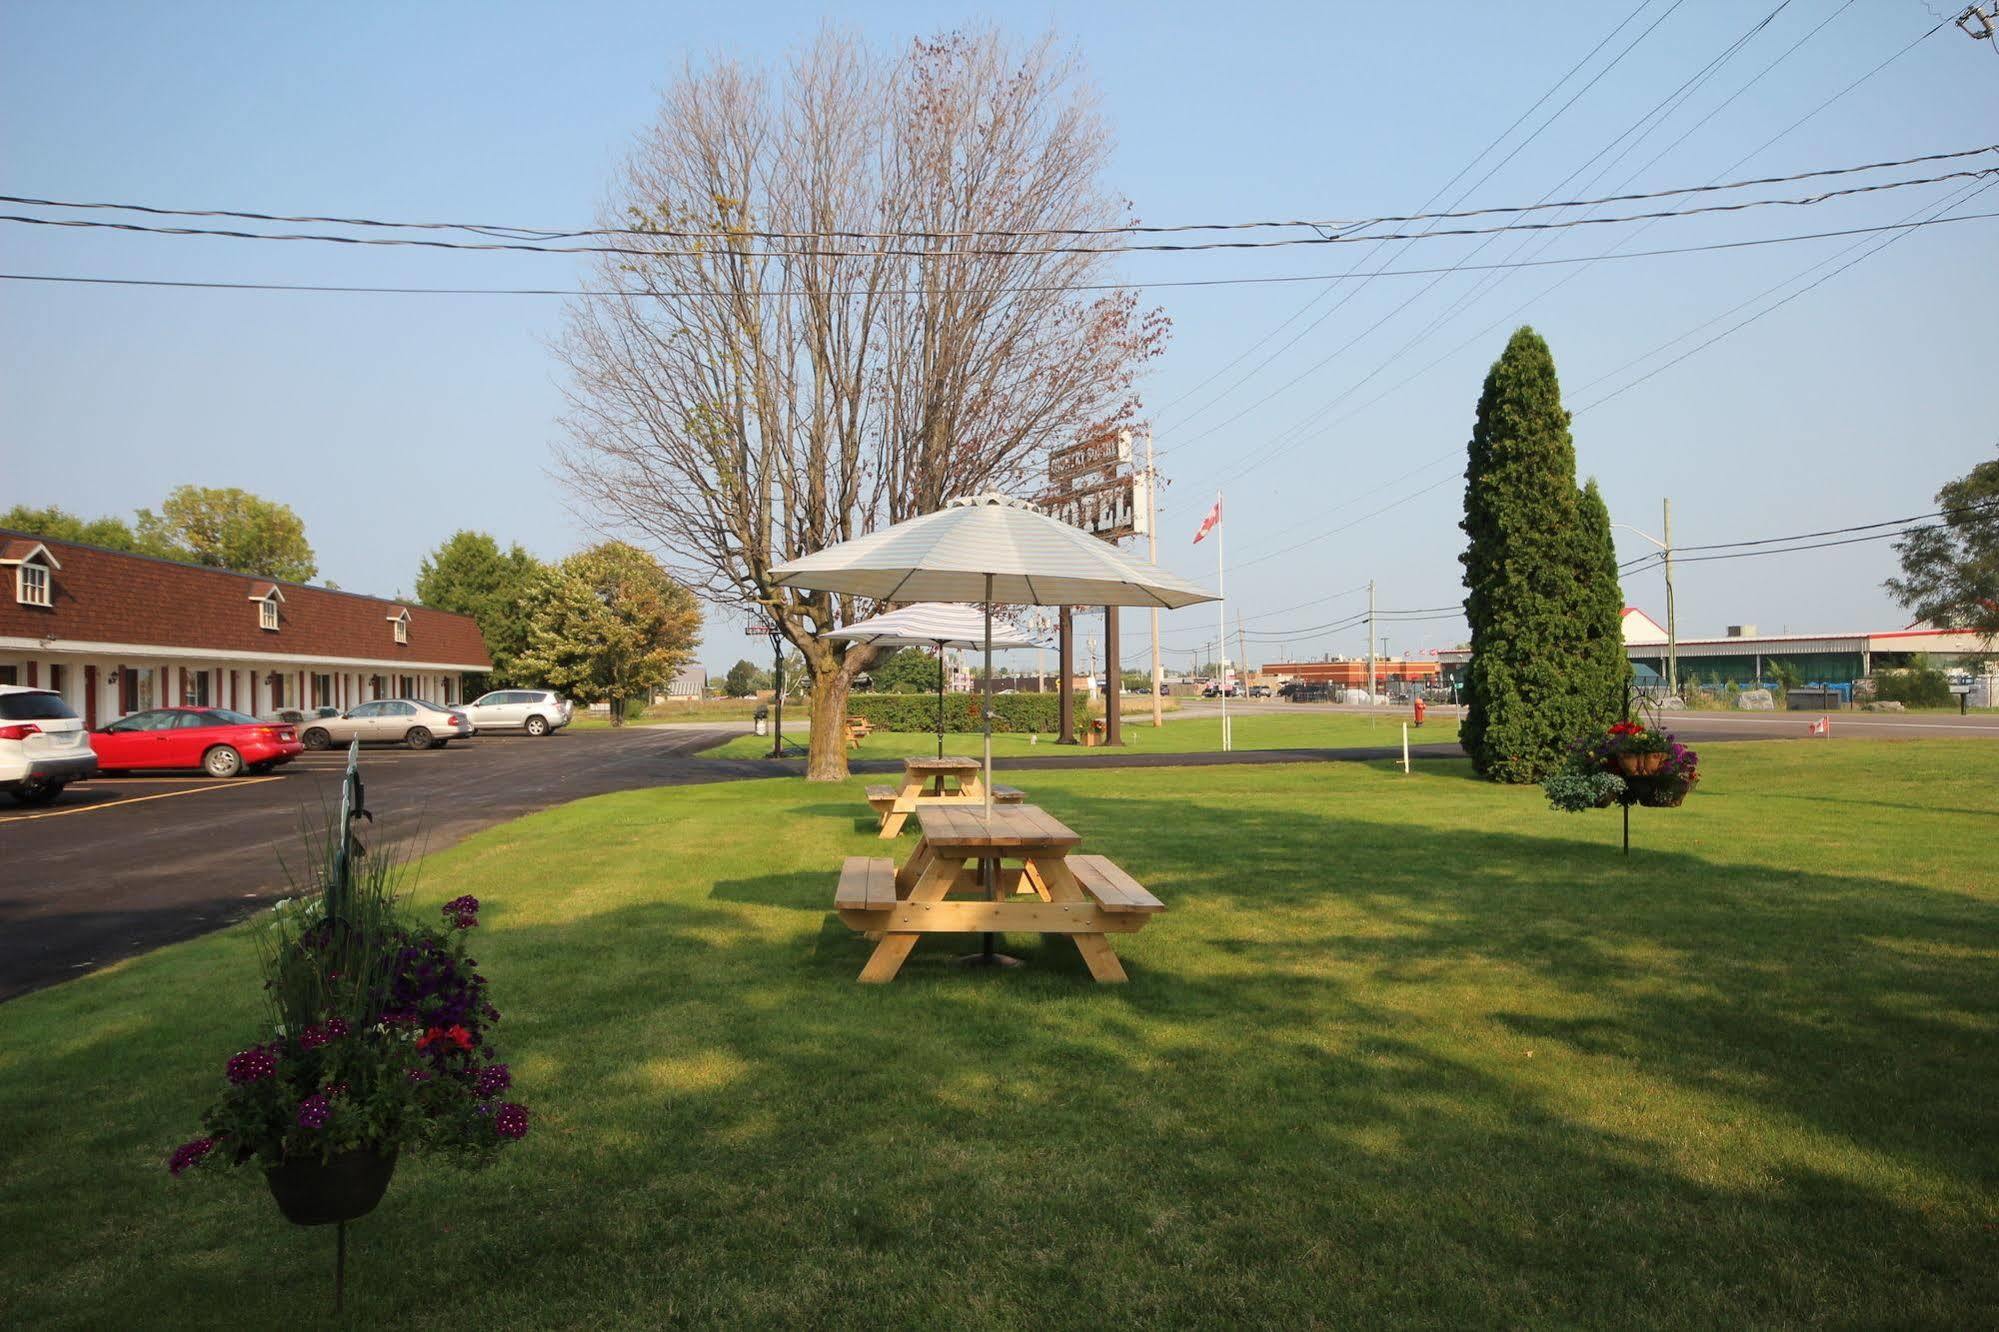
[1810,716,1829,737]
[1193,496,1222,544]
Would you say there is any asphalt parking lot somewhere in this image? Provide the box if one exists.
[0,726,746,1001]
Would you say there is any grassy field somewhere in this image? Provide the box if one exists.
[2,739,1995,1326]
[708,708,1458,760]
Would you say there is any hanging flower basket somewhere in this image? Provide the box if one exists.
[1615,751,1666,777]
[264,1148,400,1227]
[1634,772,1699,808]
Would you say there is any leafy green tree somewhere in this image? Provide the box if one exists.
[1572,478,1633,717]
[416,531,547,688]
[135,486,317,580]
[1,504,158,553]
[516,542,702,724]
[1887,445,1999,648]
[722,659,768,696]
[867,648,942,694]
[1459,327,1598,783]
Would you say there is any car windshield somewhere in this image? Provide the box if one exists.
[0,690,76,721]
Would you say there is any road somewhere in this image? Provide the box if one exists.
[0,726,746,1002]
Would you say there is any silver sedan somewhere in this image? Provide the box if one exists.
[296,699,474,751]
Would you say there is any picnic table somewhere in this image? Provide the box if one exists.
[834,804,1163,984]
[864,755,1022,838]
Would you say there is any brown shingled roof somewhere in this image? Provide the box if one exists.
[0,529,491,668]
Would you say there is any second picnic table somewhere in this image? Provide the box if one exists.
[865,755,1022,838]
[834,803,1163,983]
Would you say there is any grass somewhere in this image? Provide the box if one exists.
[2,738,1995,1326]
[707,708,1460,760]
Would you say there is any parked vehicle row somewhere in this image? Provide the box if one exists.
[1,685,574,806]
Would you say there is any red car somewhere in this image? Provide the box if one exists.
[91,707,303,778]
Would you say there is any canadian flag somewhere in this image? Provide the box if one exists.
[1810,716,1829,737]
[1193,496,1222,544]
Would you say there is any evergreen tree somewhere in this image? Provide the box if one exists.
[722,659,768,696]
[1573,478,1633,721]
[1459,326,1595,782]
[416,531,548,688]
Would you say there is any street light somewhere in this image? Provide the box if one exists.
[1612,497,1677,698]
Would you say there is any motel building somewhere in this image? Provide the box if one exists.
[0,530,491,726]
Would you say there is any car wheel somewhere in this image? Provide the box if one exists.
[204,746,244,778]
[524,715,549,736]
[302,727,332,750]
[9,779,63,806]
[405,726,435,751]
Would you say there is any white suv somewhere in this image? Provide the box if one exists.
[459,689,574,736]
[0,686,99,805]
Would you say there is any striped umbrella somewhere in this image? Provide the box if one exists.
[773,494,1216,814]
[824,603,1042,759]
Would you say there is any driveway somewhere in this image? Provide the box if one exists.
[0,726,750,1001]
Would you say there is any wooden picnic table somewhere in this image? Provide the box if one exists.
[833,804,1164,983]
[865,755,1021,838]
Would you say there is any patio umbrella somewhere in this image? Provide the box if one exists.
[823,603,1042,759]
[772,493,1216,817]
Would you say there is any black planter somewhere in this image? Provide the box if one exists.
[264,1147,399,1226]
[1629,774,1697,808]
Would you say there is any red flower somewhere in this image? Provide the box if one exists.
[418,1024,473,1052]
[1608,722,1644,736]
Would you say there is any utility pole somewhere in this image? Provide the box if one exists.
[1366,579,1377,706]
[1145,429,1164,727]
[1662,497,1678,699]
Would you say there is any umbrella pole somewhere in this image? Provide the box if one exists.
[983,577,994,823]
[935,640,946,760]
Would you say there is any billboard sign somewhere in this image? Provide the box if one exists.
[1040,428,1149,541]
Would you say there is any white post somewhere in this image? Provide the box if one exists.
[982,573,995,821]
[1402,722,1410,774]
[1216,492,1230,752]
[1146,429,1164,728]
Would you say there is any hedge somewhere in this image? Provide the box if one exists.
[846,692,1060,733]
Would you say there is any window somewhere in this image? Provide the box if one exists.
[387,701,417,716]
[16,562,50,607]
[348,702,385,719]
[394,617,409,644]
[259,598,279,631]
[108,710,177,733]
[0,690,75,722]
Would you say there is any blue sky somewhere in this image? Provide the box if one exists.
[4,2,1995,675]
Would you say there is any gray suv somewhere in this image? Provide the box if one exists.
[460,689,573,736]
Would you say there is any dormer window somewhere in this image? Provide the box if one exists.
[3,541,58,607]
[388,607,411,645]
[249,583,286,631]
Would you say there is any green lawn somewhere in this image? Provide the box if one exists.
[2,739,1995,1325]
[708,708,1459,759]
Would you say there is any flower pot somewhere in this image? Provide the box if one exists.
[1636,774,1697,808]
[1615,752,1666,777]
[264,1147,399,1226]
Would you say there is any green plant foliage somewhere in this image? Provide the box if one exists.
[516,542,702,724]
[0,504,160,553]
[1573,479,1633,720]
[1886,444,1999,648]
[846,691,1058,733]
[721,659,768,697]
[416,531,548,689]
[1459,327,1605,782]
[864,647,943,695]
[135,485,318,581]
[1542,768,1626,813]
[1872,660,1953,708]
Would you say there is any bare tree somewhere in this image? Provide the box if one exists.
[554,27,1164,778]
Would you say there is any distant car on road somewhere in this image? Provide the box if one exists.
[1248,684,1273,698]
[0,686,98,805]
[91,707,301,777]
[458,689,573,737]
[297,699,473,751]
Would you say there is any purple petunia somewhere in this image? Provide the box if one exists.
[168,1137,216,1176]
[225,1045,278,1085]
[493,1103,530,1141]
[296,1094,332,1130]
[442,895,480,930]
[324,1016,350,1039]
[472,1064,511,1098]
[407,1067,434,1083]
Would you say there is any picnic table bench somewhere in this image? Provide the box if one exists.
[843,716,875,750]
[863,756,1020,837]
[832,804,1163,984]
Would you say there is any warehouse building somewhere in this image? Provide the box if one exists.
[0,530,490,726]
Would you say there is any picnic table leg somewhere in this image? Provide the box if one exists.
[859,856,960,983]
[1033,857,1129,983]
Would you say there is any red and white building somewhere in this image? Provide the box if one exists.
[0,530,490,726]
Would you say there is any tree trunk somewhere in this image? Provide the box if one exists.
[805,664,853,781]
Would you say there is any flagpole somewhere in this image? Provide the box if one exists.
[1217,491,1229,753]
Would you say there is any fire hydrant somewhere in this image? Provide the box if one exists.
[1412,697,1427,728]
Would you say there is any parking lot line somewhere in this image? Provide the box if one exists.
[0,775,285,823]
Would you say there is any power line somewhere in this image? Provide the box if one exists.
[7,207,1995,303]
[4,159,1990,262]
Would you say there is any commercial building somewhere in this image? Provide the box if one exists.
[0,530,491,726]
[1260,658,1442,689]
[1434,607,1993,688]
